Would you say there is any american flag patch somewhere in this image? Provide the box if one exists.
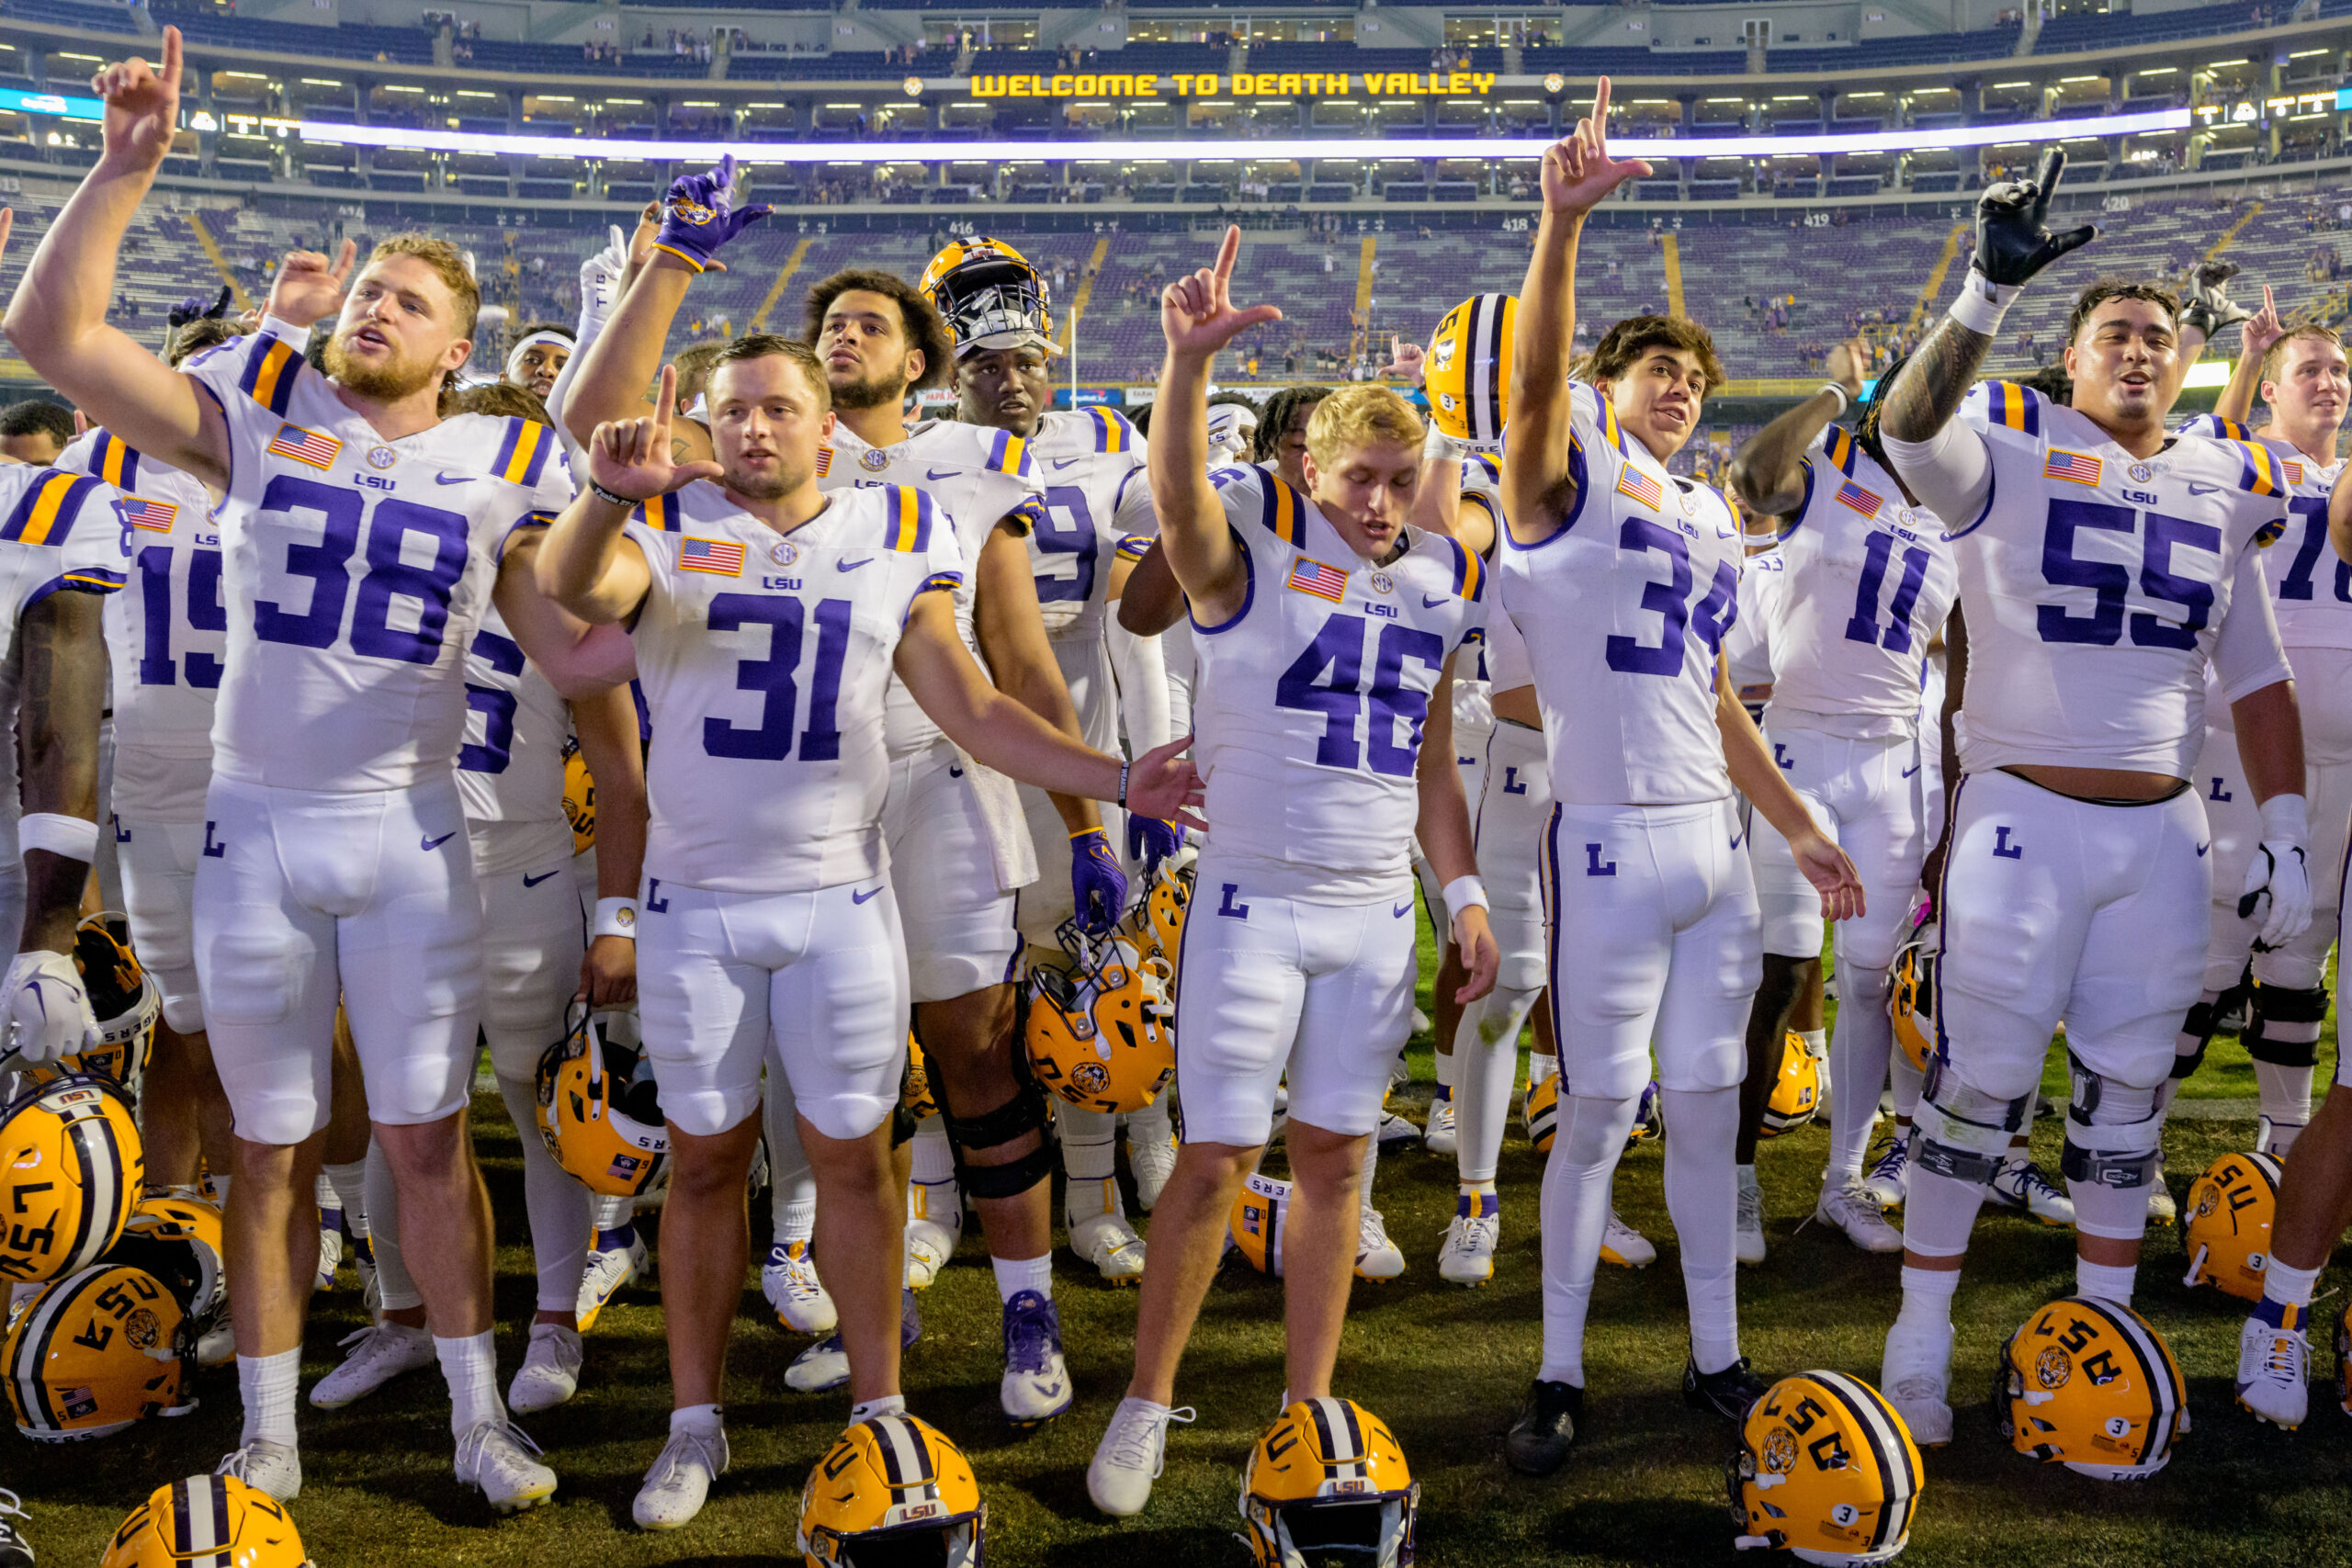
[1835,479,1883,517]
[2043,450,2102,486]
[1287,558,1349,602]
[679,536,745,576]
[266,423,342,470]
[2285,459,2306,484]
[1614,465,1664,511]
[119,495,178,533]
[815,446,833,477]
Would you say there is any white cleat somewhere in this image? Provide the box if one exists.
[2258,1114,2307,1161]
[1881,1317,1955,1447]
[1087,1396,1194,1517]
[309,1322,435,1409]
[1736,1177,1767,1267]
[1437,1209,1498,1286]
[1985,1157,2075,1226]
[1071,1211,1148,1287]
[633,1424,729,1530]
[1001,1289,1073,1426]
[313,1212,345,1292]
[216,1440,301,1503]
[197,1313,236,1369]
[2146,1179,2178,1227]
[904,1201,963,1292]
[1817,1180,1905,1254]
[763,1240,837,1334]
[507,1324,584,1416]
[1354,1206,1406,1280]
[455,1420,559,1516]
[1600,1208,1657,1269]
[1423,1098,1459,1156]
[1128,1131,1178,1212]
[1860,1132,1911,1211]
[1375,1111,1419,1149]
[575,1233,647,1334]
[2235,1314,2310,1429]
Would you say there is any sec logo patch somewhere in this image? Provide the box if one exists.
[859,449,891,473]
[368,446,399,470]
[770,540,799,567]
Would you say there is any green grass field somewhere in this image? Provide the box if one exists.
[10,917,2349,1567]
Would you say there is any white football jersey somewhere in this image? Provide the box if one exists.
[1019,407,1148,641]
[817,417,1044,756]
[1932,383,2291,778]
[1191,467,1487,902]
[1724,545,1782,696]
[454,601,570,854]
[1497,383,1746,807]
[2177,414,2351,651]
[57,429,221,822]
[625,480,963,894]
[1761,425,1957,736]
[185,333,574,793]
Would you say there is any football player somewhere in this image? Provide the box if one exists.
[6,28,634,1510]
[534,342,1200,1529]
[1493,85,1865,1478]
[1871,150,2308,1445]
[503,324,573,402]
[1083,227,1498,1518]
[1724,340,1957,1257]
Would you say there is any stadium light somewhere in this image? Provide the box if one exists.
[293,105,2189,164]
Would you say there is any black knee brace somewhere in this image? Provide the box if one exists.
[943,1078,1057,1199]
[2171,993,2221,1080]
[2247,985,2329,1069]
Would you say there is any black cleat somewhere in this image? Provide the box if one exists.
[0,1486,31,1568]
[1505,1379,1583,1475]
[1683,1355,1770,1422]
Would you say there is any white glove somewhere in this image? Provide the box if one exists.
[2239,794,2314,950]
[580,224,628,330]
[0,950,98,1066]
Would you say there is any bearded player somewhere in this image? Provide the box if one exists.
[1871,149,2309,1444]
[1493,84,1866,1476]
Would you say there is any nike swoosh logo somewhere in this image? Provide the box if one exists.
[838,557,873,571]
[523,870,560,887]
[1422,593,1448,607]
[1393,900,1414,918]
[1902,762,1922,778]
[948,765,965,778]
[1053,457,1085,469]
[2189,482,2221,495]
[2197,842,2211,857]
[1728,832,1745,852]
[925,468,959,481]
[421,832,456,852]
[852,885,884,904]
[434,473,472,485]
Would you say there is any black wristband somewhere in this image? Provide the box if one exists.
[590,480,639,509]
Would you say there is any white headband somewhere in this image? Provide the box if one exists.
[504,331,573,382]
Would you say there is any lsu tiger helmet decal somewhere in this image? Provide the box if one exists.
[0,1074,143,1285]
[798,1413,985,1568]
[1425,293,1516,446]
[536,1008,669,1199]
[901,1032,939,1122]
[5,1261,191,1440]
[103,1474,313,1568]
[1888,917,1939,1073]
[1025,926,1175,1115]
[561,737,597,856]
[920,237,1053,357]
[1240,1398,1419,1568]
[1758,1034,1822,1138]
[1728,1371,1922,1566]
[1996,1296,2188,1479]
[2179,1150,2282,1303]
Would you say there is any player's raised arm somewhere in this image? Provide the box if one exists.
[539,366,718,624]
[2211,284,2283,426]
[1149,225,1280,625]
[2,29,227,489]
[1726,338,1869,520]
[1503,77,1648,546]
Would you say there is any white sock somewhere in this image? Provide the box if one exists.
[364,1142,422,1314]
[1661,1086,1743,1374]
[1358,1125,1380,1200]
[775,1196,816,1247]
[237,1348,301,1449]
[2075,1258,2137,1305]
[850,1393,907,1423]
[1895,1264,1961,1328]
[763,1073,820,1244]
[322,1160,369,1237]
[1455,985,1539,1186]
[1799,1028,1826,1058]
[991,1252,1053,1303]
[1434,1044,1455,1099]
[2264,1258,2322,1310]
[2254,1060,2315,1134]
[1826,963,1893,1182]
[497,1072,592,1315]
[1061,1105,1120,1232]
[314,1170,339,1213]
[1125,1089,1174,1145]
[1736,1163,1759,1193]
[1528,1051,1557,1088]
[1536,1092,1643,1387]
[671,1401,722,1437]
[435,1330,503,1438]
[590,1193,636,1238]
[204,1172,230,1206]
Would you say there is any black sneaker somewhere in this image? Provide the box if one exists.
[1683,1355,1770,1421]
[1504,1379,1583,1475]
[0,1486,30,1568]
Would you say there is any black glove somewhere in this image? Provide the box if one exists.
[2178,260,2252,338]
[1972,149,2097,288]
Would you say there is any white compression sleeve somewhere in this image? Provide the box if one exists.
[1107,616,1174,756]
[1880,420,1993,534]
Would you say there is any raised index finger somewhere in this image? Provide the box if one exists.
[1591,76,1612,145]
[1212,224,1242,284]
[653,364,677,437]
[2032,148,2067,220]
[160,26,181,92]
[328,237,357,286]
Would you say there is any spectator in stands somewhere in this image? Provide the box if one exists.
[0,400,74,465]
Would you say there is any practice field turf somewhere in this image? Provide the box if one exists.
[10,916,2346,1567]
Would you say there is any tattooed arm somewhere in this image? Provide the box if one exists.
[16,591,106,953]
[1875,316,1996,527]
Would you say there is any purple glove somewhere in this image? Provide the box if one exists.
[651,154,771,273]
[1069,827,1129,937]
[1127,814,1186,879]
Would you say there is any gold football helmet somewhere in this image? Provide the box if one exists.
[17,916,165,1100]
[2179,1150,2282,1303]
[536,1008,669,1199]
[1888,919,1939,1073]
[1426,294,1516,446]
[1241,1397,1419,1568]
[1125,845,1197,973]
[0,1074,143,1285]
[5,1261,190,1439]
[1728,1371,1923,1566]
[103,1474,312,1568]
[1524,1072,1558,1156]
[798,1412,985,1568]
[561,737,597,856]
[1758,1033,1821,1138]
[1996,1296,2188,1479]
[901,1032,939,1122]
[920,237,1053,357]
[105,1191,227,1330]
[1228,1171,1291,1276]
[1025,931,1175,1115]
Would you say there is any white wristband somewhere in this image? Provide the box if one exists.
[1948,273,2020,336]
[259,313,311,347]
[1442,875,1489,924]
[1422,424,1474,463]
[2258,792,2310,849]
[18,813,97,863]
[593,897,639,941]
[1819,383,1850,414]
